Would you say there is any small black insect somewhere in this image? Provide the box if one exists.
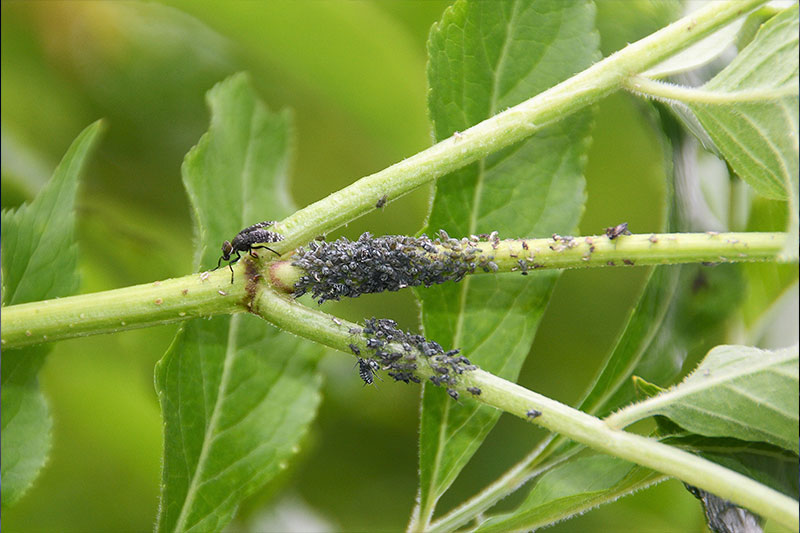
[526,409,542,419]
[213,221,284,283]
[466,386,481,396]
[357,357,380,386]
[376,195,388,209]
[349,343,361,356]
[447,388,459,401]
[605,222,631,240]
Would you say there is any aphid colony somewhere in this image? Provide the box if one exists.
[348,318,477,397]
[292,232,505,303]
[213,221,284,283]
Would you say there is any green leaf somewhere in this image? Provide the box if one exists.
[622,344,799,454]
[475,456,656,533]
[662,435,799,499]
[689,7,799,258]
[154,73,324,533]
[583,264,747,422]
[1,121,104,507]
[741,196,799,343]
[415,0,597,523]
[693,7,799,201]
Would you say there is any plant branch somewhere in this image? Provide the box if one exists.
[625,75,799,104]
[0,266,245,349]
[250,287,799,531]
[266,0,767,250]
[1,231,787,349]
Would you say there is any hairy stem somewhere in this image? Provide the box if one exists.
[267,0,767,250]
[1,232,785,349]
[250,288,799,531]
[625,75,799,104]
[0,266,245,349]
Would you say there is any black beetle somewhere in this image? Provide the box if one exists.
[213,221,284,283]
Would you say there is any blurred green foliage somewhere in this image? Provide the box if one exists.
[1,2,793,532]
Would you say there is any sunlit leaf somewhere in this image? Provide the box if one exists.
[622,344,799,454]
[1,121,104,507]
[690,7,799,258]
[414,0,597,524]
[154,73,324,533]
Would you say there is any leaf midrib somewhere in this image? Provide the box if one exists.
[425,0,521,514]
[173,107,261,532]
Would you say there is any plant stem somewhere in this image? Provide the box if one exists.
[271,232,787,293]
[1,231,785,349]
[625,75,799,104]
[0,265,245,349]
[250,288,799,531]
[270,0,768,250]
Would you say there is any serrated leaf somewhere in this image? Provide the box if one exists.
[154,73,324,533]
[1,121,104,507]
[414,0,597,523]
[475,456,656,533]
[621,344,799,454]
[689,7,799,258]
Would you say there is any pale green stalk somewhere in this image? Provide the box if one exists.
[625,75,799,104]
[266,0,768,250]
[1,232,785,349]
[250,288,799,531]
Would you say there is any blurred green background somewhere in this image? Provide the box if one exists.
[2,2,791,532]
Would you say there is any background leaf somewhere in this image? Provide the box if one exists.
[1,121,103,507]
[154,73,324,533]
[475,456,658,533]
[415,0,597,524]
[621,344,799,454]
[688,7,799,258]
[662,435,798,500]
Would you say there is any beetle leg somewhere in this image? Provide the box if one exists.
[251,245,280,256]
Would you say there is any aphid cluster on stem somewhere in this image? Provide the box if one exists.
[349,317,476,399]
[293,231,502,303]
[212,221,284,283]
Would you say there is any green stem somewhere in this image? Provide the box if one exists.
[0,264,246,349]
[1,232,785,349]
[250,288,799,531]
[269,0,768,250]
[625,75,799,104]
[272,232,787,291]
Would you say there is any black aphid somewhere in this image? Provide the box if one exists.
[349,343,361,356]
[213,221,284,283]
[293,233,500,302]
[447,388,459,401]
[526,409,542,419]
[376,194,388,209]
[466,386,481,396]
[605,222,631,240]
[357,357,380,386]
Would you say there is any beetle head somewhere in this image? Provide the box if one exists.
[221,240,233,260]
